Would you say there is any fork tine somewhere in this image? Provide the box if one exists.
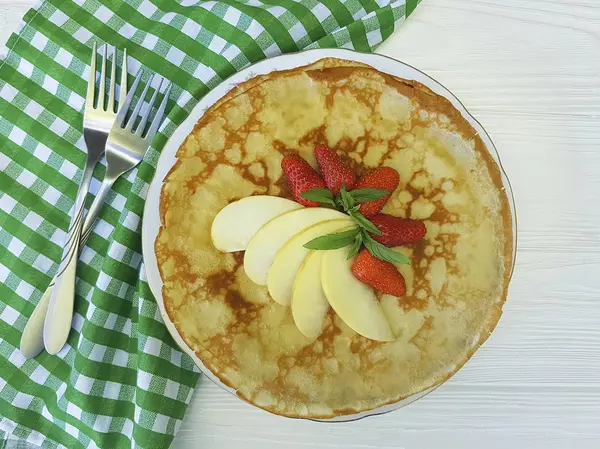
[97,44,107,110]
[136,78,164,136]
[86,42,97,108]
[118,48,128,112]
[115,69,143,128]
[144,83,171,142]
[107,45,117,113]
[126,74,155,131]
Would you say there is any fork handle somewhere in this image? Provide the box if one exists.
[42,159,95,355]
[80,174,116,244]
[21,175,116,358]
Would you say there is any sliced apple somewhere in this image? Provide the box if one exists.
[211,196,302,252]
[291,251,330,339]
[268,219,354,306]
[321,248,395,341]
[244,207,347,286]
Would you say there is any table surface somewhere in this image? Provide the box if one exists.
[2,0,600,448]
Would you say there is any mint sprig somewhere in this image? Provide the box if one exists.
[362,231,410,265]
[299,185,409,266]
[338,185,356,210]
[302,186,388,209]
[348,188,388,203]
[338,185,382,236]
[348,209,381,236]
[303,228,359,250]
[347,232,363,260]
[300,188,336,207]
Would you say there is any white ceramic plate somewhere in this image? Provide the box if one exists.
[141,48,517,421]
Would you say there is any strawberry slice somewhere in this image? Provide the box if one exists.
[314,144,356,195]
[369,214,427,247]
[351,248,406,296]
[353,167,399,216]
[281,155,326,207]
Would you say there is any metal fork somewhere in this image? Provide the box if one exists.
[40,43,128,356]
[81,74,171,244]
[40,69,171,356]
[19,44,127,357]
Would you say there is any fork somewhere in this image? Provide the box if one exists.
[40,68,171,356]
[38,43,128,356]
[19,44,127,357]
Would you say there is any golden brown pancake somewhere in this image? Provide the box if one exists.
[156,58,513,418]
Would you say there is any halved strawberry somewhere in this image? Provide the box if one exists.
[351,248,406,296]
[369,214,427,247]
[353,167,399,216]
[281,155,326,207]
[314,144,356,195]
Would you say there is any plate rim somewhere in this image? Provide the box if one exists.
[141,48,517,421]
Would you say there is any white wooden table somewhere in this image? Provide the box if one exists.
[2,1,600,448]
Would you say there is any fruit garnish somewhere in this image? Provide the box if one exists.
[291,251,330,340]
[278,151,423,297]
[321,248,395,341]
[314,144,356,195]
[351,248,407,297]
[268,218,353,306]
[281,155,326,207]
[302,184,410,257]
[211,196,302,252]
[353,167,400,216]
[214,148,426,338]
[244,207,347,287]
[369,214,427,247]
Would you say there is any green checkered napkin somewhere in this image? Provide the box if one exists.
[0,0,420,447]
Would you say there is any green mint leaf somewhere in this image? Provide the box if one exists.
[346,232,363,260]
[363,233,411,265]
[349,210,382,236]
[301,188,335,206]
[301,188,333,201]
[349,188,389,203]
[338,184,356,211]
[303,228,359,250]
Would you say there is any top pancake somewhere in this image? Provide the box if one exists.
[156,57,513,418]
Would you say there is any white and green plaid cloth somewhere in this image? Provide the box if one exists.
[0,0,420,447]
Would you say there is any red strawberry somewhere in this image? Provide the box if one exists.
[281,155,326,207]
[369,214,427,247]
[351,248,406,296]
[314,144,356,195]
[353,167,400,216]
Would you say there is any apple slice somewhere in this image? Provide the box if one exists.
[268,218,354,306]
[321,248,395,341]
[211,196,302,252]
[244,207,347,286]
[291,251,330,339]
